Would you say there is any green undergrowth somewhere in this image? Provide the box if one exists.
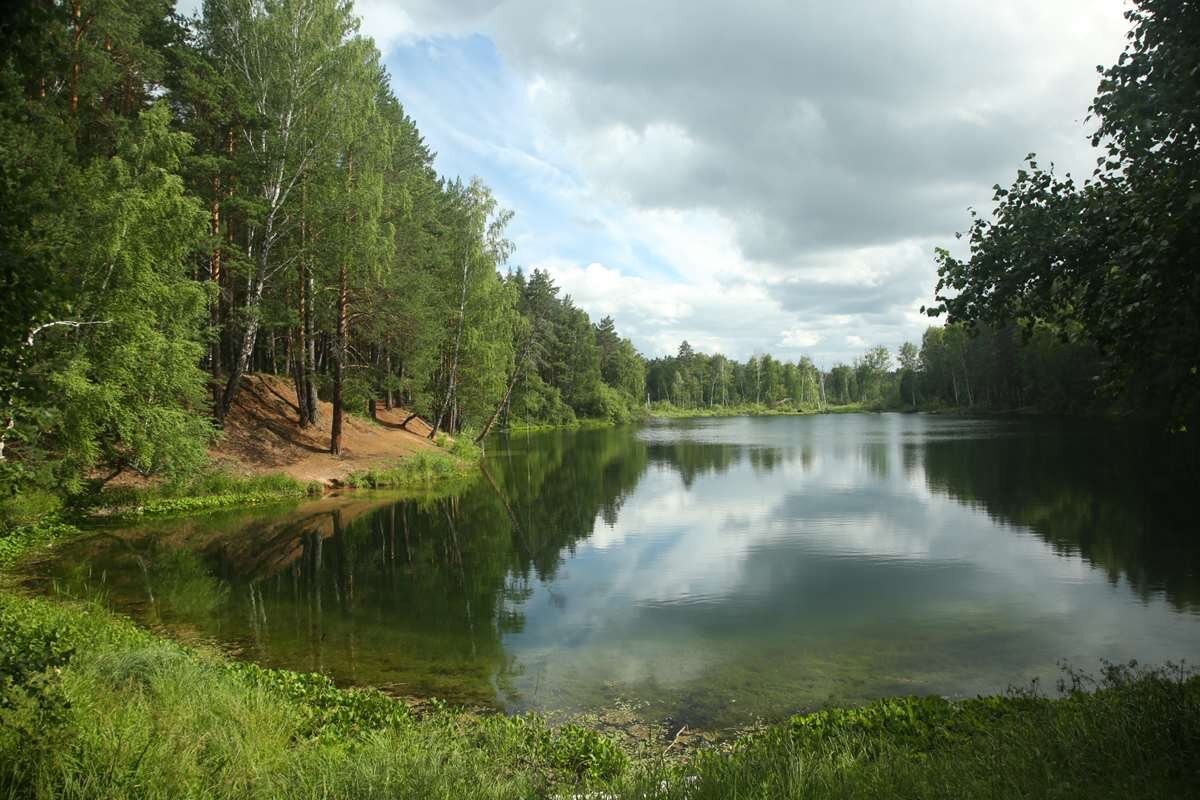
[647,402,868,419]
[344,437,481,490]
[0,520,87,572]
[0,473,324,533]
[636,663,1200,799]
[505,417,625,433]
[82,471,323,520]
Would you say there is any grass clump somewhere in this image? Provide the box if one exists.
[345,448,479,490]
[0,520,87,571]
[83,470,322,520]
[0,490,64,529]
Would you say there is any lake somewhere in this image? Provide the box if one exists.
[31,414,1200,728]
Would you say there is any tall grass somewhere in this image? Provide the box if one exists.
[82,470,323,520]
[616,663,1200,799]
[2,539,1197,799]
[0,594,622,799]
[344,439,481,490]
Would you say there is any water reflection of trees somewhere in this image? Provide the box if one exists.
[44,428,654,706]
[919,427,1200,611]
[648,441,741,487]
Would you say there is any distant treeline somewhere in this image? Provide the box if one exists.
[644,320,1101,413]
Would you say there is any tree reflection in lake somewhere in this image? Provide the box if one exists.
[32,416,1200,726]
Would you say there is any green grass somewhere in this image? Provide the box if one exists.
[0,520,88,571]
[343,448,480,490]
[0,586,627,799]
[79,471,323,522]
[625,664,1200,799]
[503,417,630,433]
[342,430,482,490]
[2,522,1197,798]
[646,402,868,419]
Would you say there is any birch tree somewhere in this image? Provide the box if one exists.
[200,0,360,420]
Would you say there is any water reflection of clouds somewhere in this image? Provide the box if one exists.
[506,415,1200,705]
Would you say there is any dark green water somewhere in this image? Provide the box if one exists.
[34,414,1200,727]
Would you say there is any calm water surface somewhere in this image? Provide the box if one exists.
[34,414,1200,727]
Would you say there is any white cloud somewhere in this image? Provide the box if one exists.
[780,329,822,349]
[354,0,417,53]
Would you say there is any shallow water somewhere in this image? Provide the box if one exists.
[34,414,1200,727]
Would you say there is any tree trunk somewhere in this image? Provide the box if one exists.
[303,267,319,424]
[209,175,223,405]
[384,352,393,409]
[959,350,974,406]
[331,259,347,455]
[429,251,470,440]
[69,1,83,115]
[292,263,311,425]
[219,279,264,421]
[476,341,530,444]
[219,200,280,420]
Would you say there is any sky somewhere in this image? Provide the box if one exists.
[180,1,1131,366]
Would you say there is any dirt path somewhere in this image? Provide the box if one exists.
[212,374,442,486]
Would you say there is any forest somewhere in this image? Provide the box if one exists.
[2,0,1197,504]
[0,0,656,500]
[643,321,1103,414]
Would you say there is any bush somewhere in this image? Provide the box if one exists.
[0,490,63,529]
[592,383,635,424]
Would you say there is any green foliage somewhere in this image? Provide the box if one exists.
[592,382,636,423]
[509,371,578,427]
[226,661,411,739]
[1,97,213,495]
[930,0,1200,424]
[0,520,86,570]
[504,268,644,427]
[472,714,628,783]
[445,432,483,462]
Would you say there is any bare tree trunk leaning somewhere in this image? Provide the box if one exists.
[476,337,531,444]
